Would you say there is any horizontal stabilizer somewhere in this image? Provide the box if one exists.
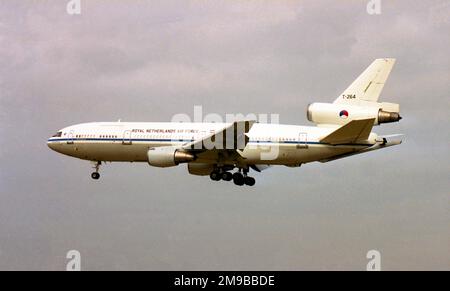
[319,139,402,163]
[320,118,375,145]
[377,134,404,139]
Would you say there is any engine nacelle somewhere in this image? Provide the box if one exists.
[187,163,215,176]
[306,102,401,125]
[147,146,195,168]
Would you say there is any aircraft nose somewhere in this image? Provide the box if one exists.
[47,140,58,151]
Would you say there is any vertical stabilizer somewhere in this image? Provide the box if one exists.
[334,58,396,104]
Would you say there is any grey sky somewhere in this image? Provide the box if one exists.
[0,0,449,270]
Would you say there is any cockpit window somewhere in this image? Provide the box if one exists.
[52,131,62,137]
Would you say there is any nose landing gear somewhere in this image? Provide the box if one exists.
[91,172,100,180]
[91,161,101,180]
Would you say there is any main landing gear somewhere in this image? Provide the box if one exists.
[91,161,101,180]
[209,167,256,186]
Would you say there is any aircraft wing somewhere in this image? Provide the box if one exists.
[320,118,375,145]
[182,120,256,151]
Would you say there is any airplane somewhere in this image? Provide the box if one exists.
[47,58,403,186]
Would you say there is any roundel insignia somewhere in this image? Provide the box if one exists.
[339,110,349,119]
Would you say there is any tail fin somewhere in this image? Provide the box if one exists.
[320,118,375,145]
[334,58,395,104]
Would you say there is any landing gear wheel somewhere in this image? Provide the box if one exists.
[210,171,221,181]
[232,172,244,186]
[244,176,255,186]
[91,161,101,180]
[222,172,233,181]
[91,172,100,180]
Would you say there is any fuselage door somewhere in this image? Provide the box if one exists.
[67,130,74,144]
[123,130,132,145]
[297,132,308,149]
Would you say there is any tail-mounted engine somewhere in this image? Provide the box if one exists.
[306,102,401,126]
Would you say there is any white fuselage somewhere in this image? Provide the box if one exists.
[47,122,377,166]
